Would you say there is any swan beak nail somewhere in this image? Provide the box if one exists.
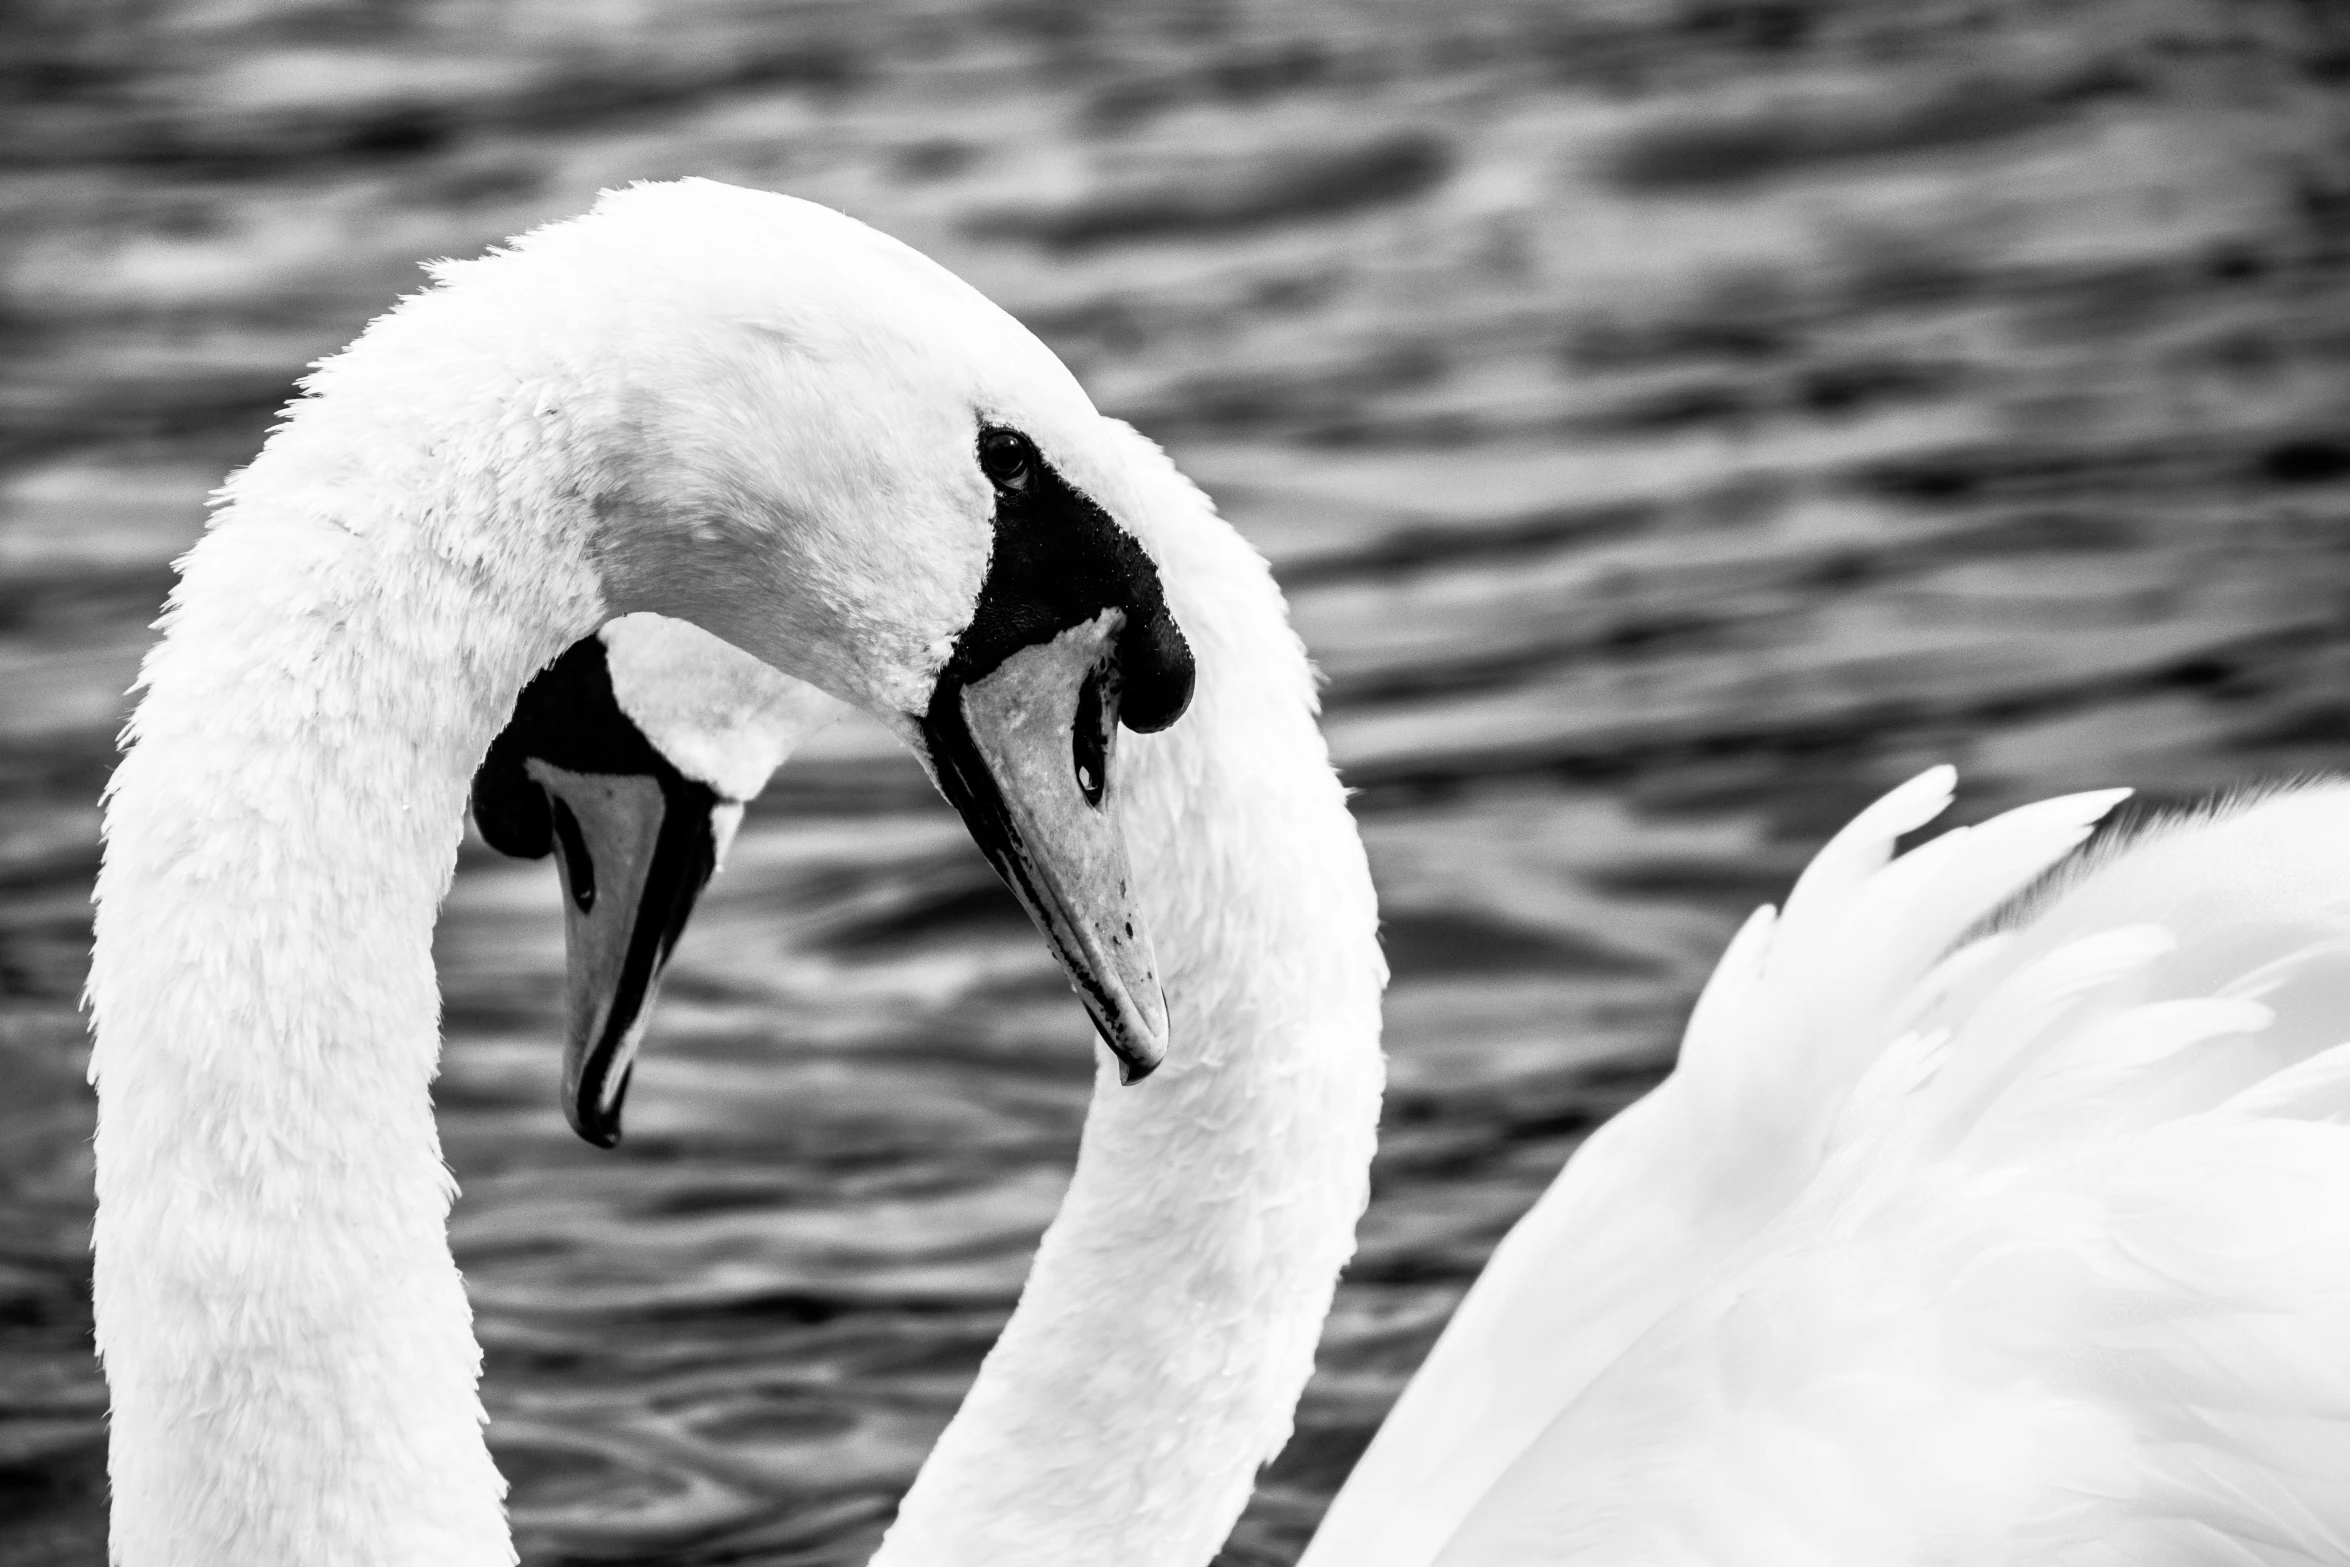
[527,760,725,1147]
[921,610,1170,1081]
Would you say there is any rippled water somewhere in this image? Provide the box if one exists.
[5,1,2350,1561]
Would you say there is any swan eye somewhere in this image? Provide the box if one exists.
[978,427,1035,494]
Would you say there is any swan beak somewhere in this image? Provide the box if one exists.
[527,760,730,1147]
[920,609,1169,1082]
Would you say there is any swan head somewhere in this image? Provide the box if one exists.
[422,181,1196,1128]
[494,181,1193,732]
[473,615,842,1146]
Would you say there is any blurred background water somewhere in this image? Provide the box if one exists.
[4,0,2349,1561]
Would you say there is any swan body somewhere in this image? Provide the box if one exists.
[88,181,1385,1567]
[1308,768,2350,1567]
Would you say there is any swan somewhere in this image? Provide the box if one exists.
[514,635,2350,1566]
[87,178,1387,1567]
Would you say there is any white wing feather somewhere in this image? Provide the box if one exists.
[1304,772,2127,1567]
[1405,776,2350,1566]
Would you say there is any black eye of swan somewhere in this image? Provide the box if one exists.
[978,427,1035,493]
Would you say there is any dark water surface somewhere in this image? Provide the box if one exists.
[5,1,2350,1561]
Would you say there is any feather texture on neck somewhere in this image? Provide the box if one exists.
[88,313,609,1565]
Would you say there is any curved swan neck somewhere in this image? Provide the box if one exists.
[88,405,603,1565]
[873,441,1388,1567]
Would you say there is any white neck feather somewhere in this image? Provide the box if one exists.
[872,442,1388,1567]
[88,356,604,1564]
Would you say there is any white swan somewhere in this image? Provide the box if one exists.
[524,640,2350,1565]
[88,179,1387,1567]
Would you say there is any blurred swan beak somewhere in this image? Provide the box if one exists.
[919,609,1169,1082]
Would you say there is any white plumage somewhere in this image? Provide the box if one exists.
[597,612,844,807]
[86,180,1386,1567]
[1310,767,2350,1566]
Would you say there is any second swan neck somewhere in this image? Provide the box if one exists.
[871,526,1388,1567]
